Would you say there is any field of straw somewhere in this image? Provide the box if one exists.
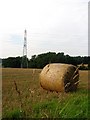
[2,68,89,118]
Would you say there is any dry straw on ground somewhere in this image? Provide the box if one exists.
[40,63,79,92]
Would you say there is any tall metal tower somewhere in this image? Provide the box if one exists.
[21,29,28,68]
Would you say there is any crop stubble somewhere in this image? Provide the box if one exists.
[2,68,89,118]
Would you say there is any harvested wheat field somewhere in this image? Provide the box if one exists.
[2,68,89,118]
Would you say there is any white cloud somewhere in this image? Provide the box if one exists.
[0,0,88,58]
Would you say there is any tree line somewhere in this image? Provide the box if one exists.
[1,52,90,70]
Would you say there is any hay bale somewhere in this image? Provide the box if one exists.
[39,63,79,92]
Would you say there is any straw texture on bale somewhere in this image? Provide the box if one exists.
[40,63,79,92]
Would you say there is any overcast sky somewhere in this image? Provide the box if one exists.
[0,0,89,58]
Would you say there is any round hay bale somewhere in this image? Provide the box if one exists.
[39,63,79,92]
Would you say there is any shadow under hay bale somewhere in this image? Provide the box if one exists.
[39,63,79,93]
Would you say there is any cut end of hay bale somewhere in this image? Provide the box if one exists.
[39,63,79,92]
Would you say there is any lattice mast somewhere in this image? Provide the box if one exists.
[21,29,28,68]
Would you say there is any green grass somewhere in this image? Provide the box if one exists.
[32,91,88,118]
[2,68,89,119]
[4,108,25,118]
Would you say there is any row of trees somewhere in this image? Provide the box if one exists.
[2,52,90,69]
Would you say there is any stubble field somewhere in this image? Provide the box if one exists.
[2,68,89,118]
